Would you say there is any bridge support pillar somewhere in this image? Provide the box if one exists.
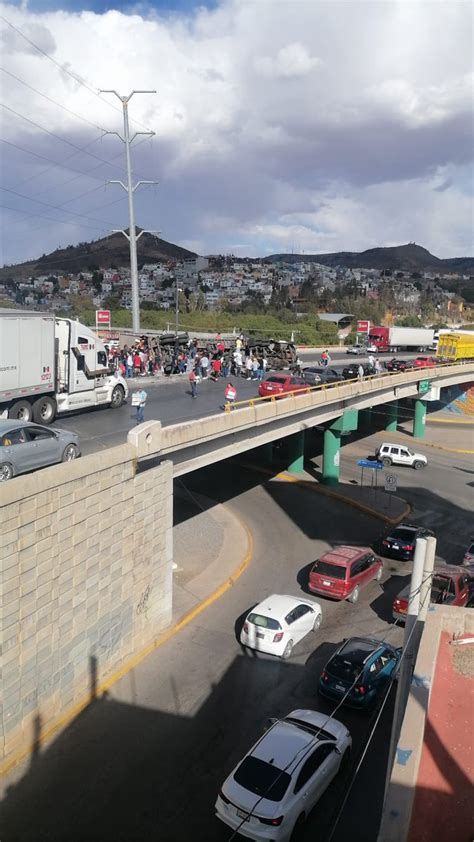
[322,409,359,486]
[322,428,341,486]
[385,401,398,433]
[288,431,304,474]
[413,399,427,438]
[260,442,273,466]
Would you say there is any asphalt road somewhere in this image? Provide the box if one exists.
[54,350,423,457]
[3,435,469,842]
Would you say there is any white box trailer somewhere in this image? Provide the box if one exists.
[0,309,128,423]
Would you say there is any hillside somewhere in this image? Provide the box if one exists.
[266,243,474,273]
[0,231,197,280]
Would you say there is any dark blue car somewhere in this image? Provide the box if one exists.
[319,637,401,709]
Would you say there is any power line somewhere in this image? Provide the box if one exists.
[0,14,153,132]
[0,203,110,234]
[0,66,106,132]
[0,185,119,228]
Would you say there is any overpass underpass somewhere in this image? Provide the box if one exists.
[128,362,473,483]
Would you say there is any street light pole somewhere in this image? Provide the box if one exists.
[175,280,179,335]
[100,89,157,334]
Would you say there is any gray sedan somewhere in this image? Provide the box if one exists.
[0,420,81,481]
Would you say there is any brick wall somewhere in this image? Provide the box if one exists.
[0,445,173,768]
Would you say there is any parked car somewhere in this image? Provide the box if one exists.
[346,344,366,355]
[341,363,375,380]
[384,358,412,372]
[318,637,401,709]
[462,540,474,567]
[392,565,473,621]
[376,524,435,561]
[258,374,309,399]
[308,546,383,604]
[376,442,427,470]
[240,594,322,659]
[301,367,341,386]
[215,709,351,840]
[413,356,437,368]
[0,420,80,481]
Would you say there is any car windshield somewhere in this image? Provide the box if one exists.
[234,756,291,802]
[247,613,281,631]
[431,576,455,602]
[391,529,416,543]
[312,560,346,579]
[328,639,376,680]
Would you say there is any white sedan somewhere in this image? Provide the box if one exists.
[215,709,351,841]
[240,594,322,659]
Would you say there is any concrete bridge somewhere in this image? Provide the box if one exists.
[1,360,472,770]
[129,362,472,482]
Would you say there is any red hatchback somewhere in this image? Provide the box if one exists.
[308,546,383,604]
[258,374,309,398]
[413,356,437,368]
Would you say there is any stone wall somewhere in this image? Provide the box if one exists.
[0,445,173,769]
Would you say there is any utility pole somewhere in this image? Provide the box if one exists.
[100,89,158,334]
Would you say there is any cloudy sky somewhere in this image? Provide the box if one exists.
[0,0,472,266]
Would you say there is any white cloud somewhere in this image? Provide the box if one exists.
[0,0,472,264]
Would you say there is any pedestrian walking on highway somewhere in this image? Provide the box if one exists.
[357,364,364,381]
[134,388,147,423]
[200,353,210,379]
[368,354,375,368]
[189,369,197,398]
[375,358,383,375]
[224,382,237,409]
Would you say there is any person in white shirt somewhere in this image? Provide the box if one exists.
[200,354,209,378]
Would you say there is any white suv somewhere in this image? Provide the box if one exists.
[376,442,427,470]
[215,709,351,840]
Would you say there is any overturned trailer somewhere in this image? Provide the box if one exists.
[246,338,297,370]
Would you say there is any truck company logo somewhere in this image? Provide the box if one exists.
[0,365,17,372]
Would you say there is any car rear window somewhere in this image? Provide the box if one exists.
[391,529,416,542]
[234,757,291,802]
[328,639,376,680]
[247,613,281,631]
[431,576,455,601]
[266,377,286,384]
[312,560,346,579]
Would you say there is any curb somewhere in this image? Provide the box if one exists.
[417,441,474,455]
[427,417,474,425]
[274,471,410,525]
[0,506,253,779]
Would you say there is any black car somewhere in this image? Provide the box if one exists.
[384,358,412,372]
[377,524,434,560]
[342,363,375,380]
[302,367,342,385]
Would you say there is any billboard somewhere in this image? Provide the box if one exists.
[96,310,111,328]
[357,320,370,333]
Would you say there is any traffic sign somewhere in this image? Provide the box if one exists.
[357,459,383,470]
[384,474,398,492]
[418,379,431,395]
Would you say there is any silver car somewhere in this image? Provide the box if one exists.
[0,420,81,481]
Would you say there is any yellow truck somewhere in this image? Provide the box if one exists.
[436,332,474,361]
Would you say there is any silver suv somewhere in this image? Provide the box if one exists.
[376,442,427,470]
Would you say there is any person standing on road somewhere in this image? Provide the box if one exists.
[368,354,375,368]
[189,368,197,398]
[134,388,147,423]
[357,364,364,381]
[375,358,383,374]
[224,382,237,408]
[200,353,209,379]
[126,352,134,378]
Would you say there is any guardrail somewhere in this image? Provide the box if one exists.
[223,360,470,412]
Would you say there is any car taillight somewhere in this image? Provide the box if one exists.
[405,545,414,551]
[243,622,249,634]
[273,632,284,642]
[321,670,329,682]
[354,685,365,695]
[219,790,230,805]
[383,540,390,546]
[259,815,284,826]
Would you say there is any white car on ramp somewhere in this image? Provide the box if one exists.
[240,594,322,659]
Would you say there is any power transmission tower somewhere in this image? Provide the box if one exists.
[100,89,158,333]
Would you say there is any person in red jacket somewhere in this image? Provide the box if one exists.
[211,357,222,381]
[224,382,237,408]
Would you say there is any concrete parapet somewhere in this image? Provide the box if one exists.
[0,447,173,771]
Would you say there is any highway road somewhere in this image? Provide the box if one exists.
[3,438,470,842]
[53,350,424,457]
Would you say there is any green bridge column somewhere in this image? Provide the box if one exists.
[385,401,398,433]
[322,427,341,486]
[288,431,305,474]
[413,399,427,438]
[322,409,359,486]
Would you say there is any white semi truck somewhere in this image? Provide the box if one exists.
[0,310,128,424]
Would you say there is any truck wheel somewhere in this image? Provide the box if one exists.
[32,396,56,425]
[382,457,392,467]
[0,462,14,482]
[9,400,33,421]
[111,384,125,408]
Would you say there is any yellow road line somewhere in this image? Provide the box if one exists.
[427,417,474,425]
[0,507,253,778]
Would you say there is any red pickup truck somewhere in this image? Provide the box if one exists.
[393,565,472,622]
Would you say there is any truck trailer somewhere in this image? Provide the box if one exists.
[436,332,474,362]
[367,325,434,354]
[0,310,128,424]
